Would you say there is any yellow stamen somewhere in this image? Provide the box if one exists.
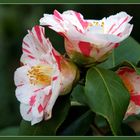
[27,65,53,86]
[101,21,104,27]
[87,21,104,30]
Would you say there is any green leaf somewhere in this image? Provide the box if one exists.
[19,95,70,136]
[98,37,140,69]
[0,126,19,136]
[95,115,108,128]
[57,105,90,134]
[85,67,130,135]
[105,123,136,136]
[71,85,87,105]
[60,110,94,136]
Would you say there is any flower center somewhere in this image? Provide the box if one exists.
[87,21,104,31]
[27,65,53,86]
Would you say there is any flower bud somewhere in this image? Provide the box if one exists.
[60,59,80,95]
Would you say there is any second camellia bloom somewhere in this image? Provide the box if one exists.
[14,26,79,125]
[40,10,133,66]
[117,67,140,119]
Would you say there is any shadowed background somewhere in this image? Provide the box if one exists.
[0,4,139,135]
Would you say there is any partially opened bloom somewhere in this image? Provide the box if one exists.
[116,67,140,118]
[14,25,79,125]
[40,10,133,66]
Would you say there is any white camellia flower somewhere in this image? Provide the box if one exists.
[14,25,79,125]
[40,10,133,66]
[117,67,140,118]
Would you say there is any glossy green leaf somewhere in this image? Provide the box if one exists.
[19,95,70,136]
[85,67,130,135]
[71,85,87,105]
[60,110,94,136]
[98,37,140,69]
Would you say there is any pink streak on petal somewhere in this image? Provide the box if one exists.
[44,89,52,109]
[23,41,30,48]
[17,84,24,87]
[131,95,140,106]
[111,16,129,34]
[28,55,35,59]
[34,87,45,93]
[27,107,32,114]
[74,26,83,33]
[38,104,44,113]
[52,49,61,71]
[108,24,116,33]
[29,95,36,106]
[74,12,88,29]
[113,43,119,48]
[54,10,63,21]
[53,76,58,81]
[41,26,45,34]
[78,41,92,56]
[117,33,122,37]
[22,48,31,54]
[34,26,43,43]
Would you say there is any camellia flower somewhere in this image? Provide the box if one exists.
[116,67,140,118]
[40,10,133,66]
[14,25,79,125]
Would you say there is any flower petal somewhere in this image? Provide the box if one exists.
[21,25,57,65]
[14,65,30,87]
[20,103,32,121]
[62,10,88,32]
[32,86,51,117]
[117,67,140,118]
[105,12,132,34]
[44,67,61,120]
[125,102,140,118]
[40,10,89,34]
[16,84,36,104]
[20,103,43,125]
[131,94,140,106]
[40,14,65,33]
[117,67,140,94]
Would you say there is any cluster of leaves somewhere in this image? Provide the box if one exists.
[19,37,140,136]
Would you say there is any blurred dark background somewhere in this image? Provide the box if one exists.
[0,4,139,135]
